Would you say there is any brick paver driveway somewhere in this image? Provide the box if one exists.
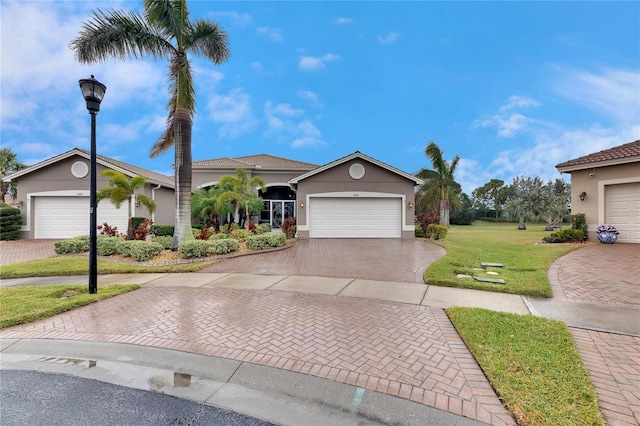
[202,239,446,283]
[1,287,515,425]
[0,240,58,267]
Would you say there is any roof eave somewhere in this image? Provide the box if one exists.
[556,156,640,173]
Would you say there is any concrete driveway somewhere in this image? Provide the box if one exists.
[201,239,446,283]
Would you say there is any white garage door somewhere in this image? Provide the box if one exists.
[34,196,129,239]
[309,197,401,238]
[605,182,640,243]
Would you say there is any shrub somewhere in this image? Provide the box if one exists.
[54,236,89,254]
[133,219,153,241]
[543,229,585,243]
[115,240,163,261]
[245,232,286,250]
[257,223,272,234]
[210,238,239,255]
[209,233,231,241]
[152,224,174,237]
[131,217,147,230]
[0,203,22,240]
[151,235,172,249]
[231,229,247,241]
[571,213,588,238]
[97,222,122,237]
[281,217,296,239]
[417,212,439,235]
[450,209,475,225]
[195,225,214,240]
[427,224,448,240]
[178,240,213,258]
[247,222,257,234]
[96,235,120,256]
[415,223,425,237]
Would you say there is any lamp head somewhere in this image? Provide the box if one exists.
[79,75,106,113]
[579,191,587,202]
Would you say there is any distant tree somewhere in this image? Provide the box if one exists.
[450,192,475,225]
[218,169,266,230]
[0,148,26,202]
[472,179,510,219]
[97,170,156,239]
[502,176,571,227]
[71,0,231,250]
[416,141,460,226]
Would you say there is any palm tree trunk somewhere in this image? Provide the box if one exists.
[170,108,195,250]
[440,199,450,227]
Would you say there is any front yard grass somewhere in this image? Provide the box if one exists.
[0,284,140,328]
[447,307,604,426]
[424,221,581,297]
[0,257,217,279]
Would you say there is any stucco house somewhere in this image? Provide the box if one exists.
[556,139,640,243]
[5,149,422,240]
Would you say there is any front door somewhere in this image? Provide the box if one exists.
[262,200,295,229]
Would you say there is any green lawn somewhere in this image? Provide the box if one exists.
[424,221,581,297]
[0,284,140,328]
[447,307,604,426]
[0,256,217,279]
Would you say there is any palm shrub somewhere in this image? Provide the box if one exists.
[0,202,21,240]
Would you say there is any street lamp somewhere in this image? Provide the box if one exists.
[79,75,106,294]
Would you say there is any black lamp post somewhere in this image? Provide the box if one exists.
[79,75,106,294]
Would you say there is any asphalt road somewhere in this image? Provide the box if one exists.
[1,370,274,426]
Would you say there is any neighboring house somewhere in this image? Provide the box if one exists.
[556,139,640,243]
[5,149,422,240]
[4,148,175,239]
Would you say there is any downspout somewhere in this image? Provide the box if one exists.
[151,184,161,223]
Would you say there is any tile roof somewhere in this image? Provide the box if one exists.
[193,153,318,170]
[75,148,174,186]
[556,140,640,171]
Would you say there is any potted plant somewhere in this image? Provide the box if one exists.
[596,224,619,244]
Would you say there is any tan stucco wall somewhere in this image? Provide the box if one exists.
[12,155,174,238]
[565,161,640,242]
[295,159,417,239]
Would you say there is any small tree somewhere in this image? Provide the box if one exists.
[218,168,266,230]
[97,170,156,239]
[191,186,233,232]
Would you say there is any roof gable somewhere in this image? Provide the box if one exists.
[193,153,318,170]
[4,148,174,188]
[289,151,423,185]
[556,140,640,172]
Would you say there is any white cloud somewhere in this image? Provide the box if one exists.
[256,26,284,42]
[264,102,327,149]
[474,96,541,138]
[209,11,252,26]
[297,90,323,108]
[554,67,640,126]
[292,137,327,148]
[378,32,401,45]
[334,17,353,25]
[299,53,341,71]
[208,88,256,137]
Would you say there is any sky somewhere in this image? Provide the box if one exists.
[1,1,639,195]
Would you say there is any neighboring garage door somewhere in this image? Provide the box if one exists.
[605,182,640,243]
[34,196,129,239]
[309,197,401,238]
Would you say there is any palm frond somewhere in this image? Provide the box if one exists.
[144,0,189,46]
[187,20,231,64]
[70,8,173,63]
[136,194,157,214]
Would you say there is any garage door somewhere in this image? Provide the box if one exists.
[34,196,129,239]
[309,197,401,238]
[605,183,640,243]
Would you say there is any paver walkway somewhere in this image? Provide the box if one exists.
[0,287,515,425]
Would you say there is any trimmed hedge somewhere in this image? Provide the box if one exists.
[96,235,121,256]
[231,229,247,241]
[116,240,163,261]
[245,232,286,250]
[54,236,90,254]
[0,203,22,240]
[257,223,272,234]
[427,224,448,240]
[151,235,172,249]
[543,228,586,243]
[177,238,239,258]
[152,224,174,237]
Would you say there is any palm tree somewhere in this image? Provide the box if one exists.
[191,186,233,232]
[218,168,266,230]
[97,170,156,239]
[416,141,460,227]
[0,148,26,202]
[71,0,230,249]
